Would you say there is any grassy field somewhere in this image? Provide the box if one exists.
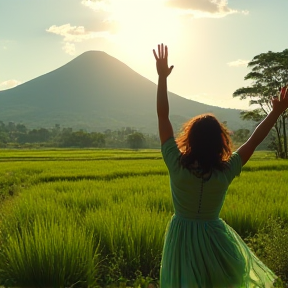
[0,149,287,287]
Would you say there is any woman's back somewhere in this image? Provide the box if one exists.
[160,138,275,288]
[162,137,242,220]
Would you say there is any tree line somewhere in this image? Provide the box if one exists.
[0,122,159,149]
[0,120,275,153]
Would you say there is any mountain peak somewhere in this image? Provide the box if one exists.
[61,50,132,79]
[71,50,119,64]
[80,50,107,56]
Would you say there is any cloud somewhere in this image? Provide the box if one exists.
[167,0,229,13]
[62,42,76,55]
[165,0,248,18]
[46,23,111,55]
[80,0,249,20]
[81,0,110,11]
[46,24,110,43]
[0,79,22,90]
[227,59,249,67]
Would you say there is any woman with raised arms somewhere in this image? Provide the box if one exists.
[153,43,288,288]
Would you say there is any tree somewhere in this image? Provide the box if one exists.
[0,131,9,146]
[90,132,105,147]
[231,128,250,145]
[25,128,51,143]
[233,49,288,158]
[16,123,27,133]
[127,132,145,149]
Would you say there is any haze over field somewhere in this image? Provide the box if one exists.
[1,0,288,110]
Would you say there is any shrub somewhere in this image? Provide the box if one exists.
[246,218,288,284]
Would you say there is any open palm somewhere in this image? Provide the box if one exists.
[153,44,174,78]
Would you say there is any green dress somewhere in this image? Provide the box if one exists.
[160,138,276,288]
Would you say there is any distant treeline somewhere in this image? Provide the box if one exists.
[0,121,159,149]
[0,120,272,151]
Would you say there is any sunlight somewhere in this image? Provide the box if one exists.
[109,0,181,50]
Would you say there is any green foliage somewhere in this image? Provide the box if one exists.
[0,121,160,149]
[127,132,145,149]
[240,109,265,122]
[231,128,250,146]
[246,218,288,283]
[57,130,106,148]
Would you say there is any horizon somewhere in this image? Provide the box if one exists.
[1,0,288,110]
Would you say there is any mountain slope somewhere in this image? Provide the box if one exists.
[0,51,247,133]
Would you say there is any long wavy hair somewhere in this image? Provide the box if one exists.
[176,114,233,174]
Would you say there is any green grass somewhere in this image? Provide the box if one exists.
[0,148,162,161]
[222,170,288,235]
[0,215,100,287]
[0,149,287,286]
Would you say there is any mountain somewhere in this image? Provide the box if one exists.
[0,51,248,133]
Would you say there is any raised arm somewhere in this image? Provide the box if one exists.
[153,44,174,144]
[237,87,288,165]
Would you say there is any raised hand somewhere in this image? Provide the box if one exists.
[153,44,174,78]
[272,86,288,114]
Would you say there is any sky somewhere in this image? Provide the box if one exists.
[1,0,288,110]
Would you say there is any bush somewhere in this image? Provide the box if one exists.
[246,218,288,284]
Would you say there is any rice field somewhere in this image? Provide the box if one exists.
[0,149,287,287]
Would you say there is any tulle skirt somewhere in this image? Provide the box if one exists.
[160,215,276,288]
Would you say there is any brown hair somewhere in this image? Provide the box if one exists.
[176,113,232,173]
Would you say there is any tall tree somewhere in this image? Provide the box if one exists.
[233,49,288,158]
[127,132,145,149]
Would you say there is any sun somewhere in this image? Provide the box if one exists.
[109,0,181,50]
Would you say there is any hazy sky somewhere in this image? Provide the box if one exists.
[1,0,287,110]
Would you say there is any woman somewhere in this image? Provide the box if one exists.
[153,43,288,288]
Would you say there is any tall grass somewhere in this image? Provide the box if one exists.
[222,169,288,236]
[0,150,287,286]
[0,210,100,287]
[0,176,171,285]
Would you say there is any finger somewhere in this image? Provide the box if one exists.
[165,45,168,59]
[153,49,158,60]
[280,87,287,99]
[284,86,288,98]
[277,87,282,100]
[168,65,174,75]
[272,95,278,101]
[158,44,161,59]
[161,43,164,59]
